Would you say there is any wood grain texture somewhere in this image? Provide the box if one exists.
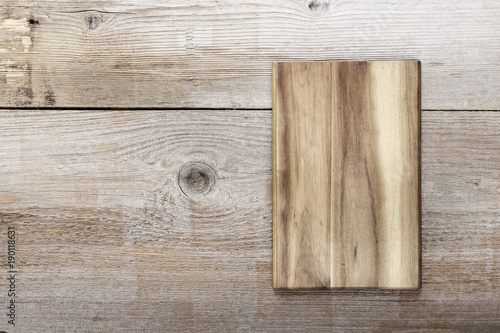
[273,62,333,289]
[0,0,499,109]
[0,110,499,331]
[273,61,420,289]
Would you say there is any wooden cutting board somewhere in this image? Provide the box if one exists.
[273,61,421,289]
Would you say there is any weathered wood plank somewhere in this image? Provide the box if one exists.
[0,110,499,331]
[273,61,420,289]
[0,1,499,109]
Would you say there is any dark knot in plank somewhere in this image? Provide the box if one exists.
[308,0,330,12]
[178,162,217,199]
[86,15,101,29]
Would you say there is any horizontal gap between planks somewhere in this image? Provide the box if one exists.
[0,107,498,112]
[0,106,272,111]
[424,109,500,112]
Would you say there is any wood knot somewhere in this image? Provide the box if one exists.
[178,162,217,199]
[308,0,330,11]
[86,15,101,30]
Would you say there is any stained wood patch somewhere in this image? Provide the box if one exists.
[273,61,421,289]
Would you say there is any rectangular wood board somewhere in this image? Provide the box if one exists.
[273,61,421,289]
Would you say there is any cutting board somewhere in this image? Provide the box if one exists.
[273,61,421,289]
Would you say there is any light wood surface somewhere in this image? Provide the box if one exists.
[0,0,499,109]
[273,61,420,289]
[0,110,499,331]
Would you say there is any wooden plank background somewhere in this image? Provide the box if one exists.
[1,0,499,331]
[0,111,499,331]
[0,0,499,109]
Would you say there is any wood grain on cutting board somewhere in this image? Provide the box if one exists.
[273,61,420,289]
